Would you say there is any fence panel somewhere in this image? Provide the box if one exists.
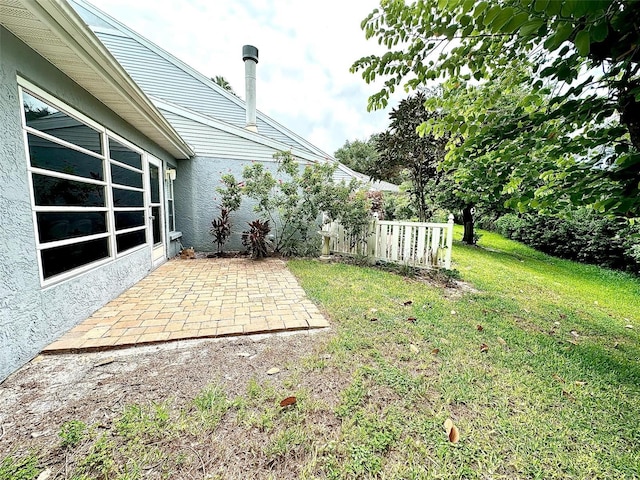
[322,214,454,269]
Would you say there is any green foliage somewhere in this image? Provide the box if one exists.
[193,384,232,429]
[334,134,396,182]
[59,419,87,449]
[375,92,449,222]
[495,210,640,273]
[211,174,243,252]
[240,150,372,256]
[352,0,640,218]
[0,454,40,480]
[215,174,242,212]
[115,403,171,441]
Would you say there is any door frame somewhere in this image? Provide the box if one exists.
[146,155,166,268]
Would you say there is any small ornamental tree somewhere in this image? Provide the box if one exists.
[241,151,372,256]
[210,174,243,254]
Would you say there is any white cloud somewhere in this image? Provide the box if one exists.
[86,0,403,155]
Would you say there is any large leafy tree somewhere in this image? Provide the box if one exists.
[352,0,640,217]
[334,134,393,181]
[375,92,448,222]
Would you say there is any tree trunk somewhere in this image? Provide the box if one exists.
[462,205,475,245]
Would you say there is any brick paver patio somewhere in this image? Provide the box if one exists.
[44,257,329,353]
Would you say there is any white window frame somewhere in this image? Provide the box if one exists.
[165,167,176,233]
[18,78,154,287]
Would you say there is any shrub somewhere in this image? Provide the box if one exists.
[241,151,372,256]
[210,207,231,253]
[495,210,640,273]
[211,174,243,252]
[242,219,271,259]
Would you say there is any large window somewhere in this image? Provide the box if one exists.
[21,84,152,284]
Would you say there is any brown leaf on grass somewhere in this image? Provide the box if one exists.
[407,317,417,323]
[431,348,440,355]
[443,418,459,443]
[480,343,489,353]
[552,374,566,384]
[403,300,413,306]
[476,324,484,331]
[279,396,297,407]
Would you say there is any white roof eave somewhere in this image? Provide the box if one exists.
[0,0,194,159]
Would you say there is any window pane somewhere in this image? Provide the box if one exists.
[109,138,142,169]
[116,229,146,253]
[114,210,145,230]
[149,164,160,203]
[37,212,107,243]
[41,237,109,279]
[23,91,102,154]
[33,174,105,207]
[27,133,103,180]
[151,206,161,244]
[168,199,175,232]
[112,188,144,207]
[111,163,143,188]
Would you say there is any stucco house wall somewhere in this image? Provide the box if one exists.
[0,26,177,381]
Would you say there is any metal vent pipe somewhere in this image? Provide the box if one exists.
[242,45,259,132]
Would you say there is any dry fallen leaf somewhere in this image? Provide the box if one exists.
[410,344,420,354]
[444,418,454,433]
[431,348,440,355]
[279,396,297,407]
[574,381,587,386]
[476,324,484,331]
[266,367,280,375]
[443,418,459,443]
[449,424,460,443]
[570,331,579,338]
[480,343,489,353]
[552,374,565,384]
[625,324,634,329]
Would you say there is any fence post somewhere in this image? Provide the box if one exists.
[445,213,454,269]
[367,218,378,259]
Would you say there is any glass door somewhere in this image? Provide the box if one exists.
[147,156,165,267]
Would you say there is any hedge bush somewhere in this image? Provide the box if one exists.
[495,210,640,274]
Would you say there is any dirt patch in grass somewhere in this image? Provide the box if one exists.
[0,329,341,478]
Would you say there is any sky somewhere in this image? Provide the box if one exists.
[85,0,404,156]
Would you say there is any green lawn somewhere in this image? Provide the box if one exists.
[286,229,640,478]
[3,230,639,479]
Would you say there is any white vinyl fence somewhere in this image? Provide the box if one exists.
[322,214,454,269]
